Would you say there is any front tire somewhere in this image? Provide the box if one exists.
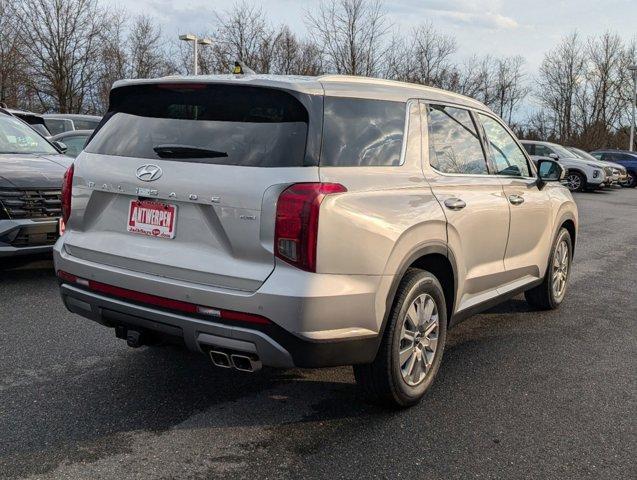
[624,173,636,188]
[525,227,573,310]
[354,268,447,408]
[564,171,585,192]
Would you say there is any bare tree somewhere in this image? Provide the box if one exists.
[14,0,104,113]
[270,26,324,76]
[0,0,25,107]
[208,1,276,73]
[128,15,171,79]
[536,32,586,141]
[272,26,301,75]
[306,0,390,76]
[386,23,456,88]
[93,8,128,112]
[491,56,529,123]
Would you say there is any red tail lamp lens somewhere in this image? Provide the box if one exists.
[274,183,346,272]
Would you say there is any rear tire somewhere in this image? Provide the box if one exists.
[354,268,447,408]
[525,228,572,310]
[624,173,636,188]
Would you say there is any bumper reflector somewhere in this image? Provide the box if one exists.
[57,270,271,325]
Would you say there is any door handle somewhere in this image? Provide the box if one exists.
[444,198,466,210]
[509,194,525,205]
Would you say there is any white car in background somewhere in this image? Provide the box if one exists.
[520,140,611,192]
[566,146,626,187]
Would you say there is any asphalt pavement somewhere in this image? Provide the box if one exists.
[1,188,635,480]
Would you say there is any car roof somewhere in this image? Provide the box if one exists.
[592,149,636,154]
[43,113,101,120]
[51,129,93,140]
[3,107,43,118]
[112,74,492,113]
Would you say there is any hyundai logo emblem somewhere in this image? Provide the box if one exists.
[136,164,163,182]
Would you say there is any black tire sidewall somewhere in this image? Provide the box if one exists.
[546,228,573,308]
[388,272,447,404]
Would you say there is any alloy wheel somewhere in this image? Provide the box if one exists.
[565,174,582,192]
[398,294,439,387]
[551,239,570,300]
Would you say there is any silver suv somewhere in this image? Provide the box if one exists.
[54,75,578,407]
[520,140,611,192]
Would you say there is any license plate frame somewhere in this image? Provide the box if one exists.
[127,200,177,239]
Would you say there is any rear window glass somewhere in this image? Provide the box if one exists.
[73,119,100,130]
[85,84,309,167]
[321,97,406,166]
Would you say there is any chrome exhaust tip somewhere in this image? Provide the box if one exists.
[230,354,262,372]
[209,350,232,368]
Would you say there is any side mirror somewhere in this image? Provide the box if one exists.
[537,159,565,187]
[549,153,559,160]
[52,141,67,153]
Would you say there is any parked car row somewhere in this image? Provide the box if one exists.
[520,140,636,192]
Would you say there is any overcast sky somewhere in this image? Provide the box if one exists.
[106,0,636,77]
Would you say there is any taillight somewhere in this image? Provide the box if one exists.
[61,164,74,227]
[274,183,346,272]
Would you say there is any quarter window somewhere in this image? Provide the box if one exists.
[426,105,488,175]
[321,97,406,166]
[478,114,530,177]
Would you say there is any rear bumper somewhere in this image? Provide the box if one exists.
[59,282,380,368]
[54,242,387,368]
[0,218,58,257]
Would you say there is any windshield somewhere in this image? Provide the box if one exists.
[86,84,309,167]
[568,147,598,162]
[550,144,576,159]
[0,115,57,154]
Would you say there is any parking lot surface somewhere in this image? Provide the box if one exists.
[1,189,635,480]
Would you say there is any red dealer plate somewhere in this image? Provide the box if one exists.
[127,200,177,239]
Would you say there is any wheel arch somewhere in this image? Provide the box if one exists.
[555,210,577,255]
[566,167,587,179]
[561,218,576,252]
[379,244,457,344]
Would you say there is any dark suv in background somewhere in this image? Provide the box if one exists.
[590,150,637,188]
[0,108,72,257]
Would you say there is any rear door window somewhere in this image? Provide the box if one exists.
[426,105,488,175]
[521,143,535,155]
[85,84,309,167]
[534,144,554,157]
[321,97,406,166]
[44,118,73,135]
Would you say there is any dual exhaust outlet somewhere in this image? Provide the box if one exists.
[209,349,262,372]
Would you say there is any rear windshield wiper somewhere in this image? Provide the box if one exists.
[153,144,228,159]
